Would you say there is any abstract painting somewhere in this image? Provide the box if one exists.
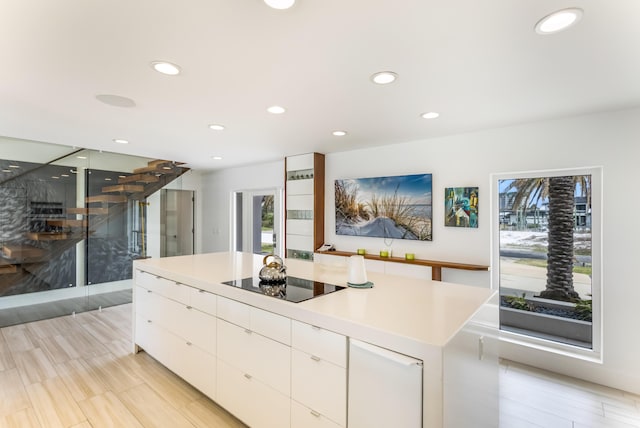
[445,187,478,228]
[335,174,432,241]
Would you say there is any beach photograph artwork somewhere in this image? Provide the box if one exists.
[335,173,432,241]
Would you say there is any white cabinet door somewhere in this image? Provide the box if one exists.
[189,287,217,316]
[217,319,290,396]
[173,305,216,355]
[173,340,216,400]
[217,360,290,428]
[291,400,342,428]
[348,339,423,428]
[291,349,346,426]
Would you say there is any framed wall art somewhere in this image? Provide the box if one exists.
[335,173,432,241]
[445,187,478,228]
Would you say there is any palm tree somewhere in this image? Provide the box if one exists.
[505,175,590,302]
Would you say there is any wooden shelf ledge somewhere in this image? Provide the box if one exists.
[316,250,489,281]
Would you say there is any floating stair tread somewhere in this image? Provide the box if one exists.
[46,219,88,228]
[85,195,127,204]
[146,159,186,168]
[0,264,17,274]
[118,174,160,184]
[132,165,178,175]
[27,232,69,241]
[102,184,145,193]
[67,207,109,215]
[2,244,46,259]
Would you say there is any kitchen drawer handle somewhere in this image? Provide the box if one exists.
[147,320,152,323]
[310,410,321,418]
[186,341,192,346]
[244,329,252,334]
[155,275,161,280]
[311,325,322,331]
[244,373,252,380]
[199,289,205,293]
[186,306,193,310]
[310,355,321,362]
[146,290,152,293]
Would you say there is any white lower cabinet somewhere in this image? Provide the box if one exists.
[291,320,347,427]
[348,339,423,428]
[217,360,290,428]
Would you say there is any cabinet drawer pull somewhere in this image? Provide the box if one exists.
[310,355,321,362]
[155,275,161,280]
[199,289,205,293]
[186,341,192,346]
[311,325,322,331]
[147,320,152,323]
[244,329,252,334]
[186,306,192,310]
[244,373,252,380]
[310,410,321,418]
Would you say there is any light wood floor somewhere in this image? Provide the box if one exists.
[1,303,639,428]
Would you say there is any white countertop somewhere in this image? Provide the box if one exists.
[134,252,495,359]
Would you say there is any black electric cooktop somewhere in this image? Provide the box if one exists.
[221,276,345,303]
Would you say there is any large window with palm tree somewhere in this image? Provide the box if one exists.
[494,167,601,354]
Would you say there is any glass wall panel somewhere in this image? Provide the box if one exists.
[0,137,189,326]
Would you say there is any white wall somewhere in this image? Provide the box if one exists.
[200,160,284,253]
[201,108,640,394]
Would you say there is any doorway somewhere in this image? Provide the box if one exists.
[232,189,283,257]
[160,189,194,257]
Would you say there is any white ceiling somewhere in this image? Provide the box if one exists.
[1,0,639,170]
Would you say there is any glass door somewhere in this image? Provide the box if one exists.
[233,189,283,257]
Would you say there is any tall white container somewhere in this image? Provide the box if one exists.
[348,339,423,428]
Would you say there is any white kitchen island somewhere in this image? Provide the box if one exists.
[132,251,498,428]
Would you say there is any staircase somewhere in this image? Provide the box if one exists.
[0,159,189,294]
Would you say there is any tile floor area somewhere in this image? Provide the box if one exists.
[0,302,639,427]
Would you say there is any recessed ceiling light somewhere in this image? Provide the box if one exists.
[2,169,11,173]
[151,61,181,76]
[104,178,112,181]
[421,112,440,119]
[267,105,286,114]
[61,174,69,177]
[212,156,223,160]
[332,131,347,136]
[113,139,129,144]
[51,176,60,179]
[209,124,225,131]
[8,164,20,168]
[264,0,295,9]
[535,8,583,35]
[77,156,87,159]
[371,71,398,85]
[95,94,136,108]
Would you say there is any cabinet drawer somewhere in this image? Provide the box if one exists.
[189,287,217,316]
[292,320,347,367]
[286,153,314,171]
[217,319,290,396]
[286,219,314,236]
[286,179,313,196]
[286,194,314,210]
[291,400,342,428]
[136,270,189,303]
[218,296,290,345]
[251,306,291,346]
[172,340,216,400]
[217,296,251,328]
[173,305,216,355]
[135,314,179,368]
[291,349,346,426]
[286,234,314,252]
[217,360,291,428]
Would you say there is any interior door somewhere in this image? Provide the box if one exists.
[161,189,194,257]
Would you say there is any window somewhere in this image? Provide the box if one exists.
[492,167,602,357]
